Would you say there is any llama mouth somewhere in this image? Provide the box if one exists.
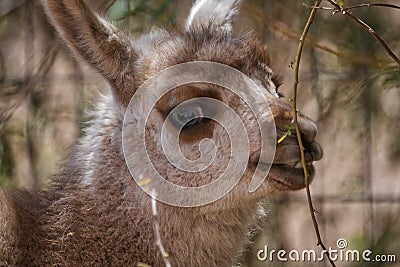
[252,141,319,191]
[253,156,316,191]
[266,139,322,190]
[269,163,315,190]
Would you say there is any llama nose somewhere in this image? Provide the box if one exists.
[297,115,318,143]
[309,141,323,161]
[268,98,323,161]
[298,115,323,161]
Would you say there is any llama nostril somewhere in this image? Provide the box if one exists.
[298,116,318,143]
[309,141,323,161]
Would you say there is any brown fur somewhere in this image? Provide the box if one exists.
[0,1,323,266]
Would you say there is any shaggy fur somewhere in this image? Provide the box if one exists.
[0,0,323,266]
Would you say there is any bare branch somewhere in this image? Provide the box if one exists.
[291,1,336,266]
[244,4,393,69]
[343,3,400,12]
[303,2,400,12]
[326,0,400,67]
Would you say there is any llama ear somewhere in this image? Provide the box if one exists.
[185,0,242,33]
[41,0,137,108]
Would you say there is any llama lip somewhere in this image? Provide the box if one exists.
[268,139,320,190]
[269,163,315,190]
[273,140,323,166]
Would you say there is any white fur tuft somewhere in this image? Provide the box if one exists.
[185,0,242,33]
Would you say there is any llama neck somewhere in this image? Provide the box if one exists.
[159,206,257,266]
[83,143,258,265]
[41,95,260,265]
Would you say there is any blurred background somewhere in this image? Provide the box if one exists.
[0,0,399,266]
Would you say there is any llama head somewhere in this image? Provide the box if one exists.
[42,0,323,207]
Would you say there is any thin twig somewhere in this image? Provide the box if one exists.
[151,189,172,267]
[303,2,400,11]
[326,0,400,67]
[243,4,393,68]
[291,1,336,266]
[343,3,400,12]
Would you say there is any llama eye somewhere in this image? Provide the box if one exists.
[170,105,205,130]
